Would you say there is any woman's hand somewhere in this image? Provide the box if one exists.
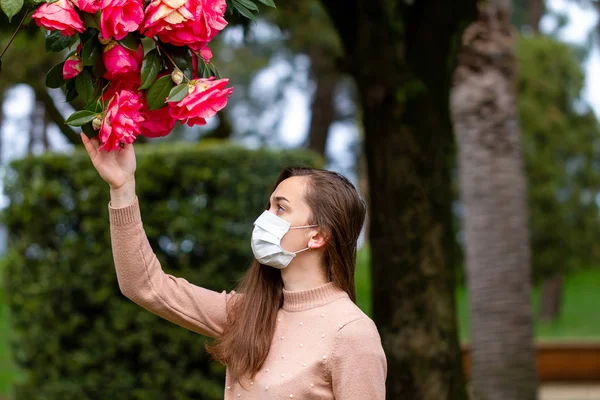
[81,133,136,189]
[81,133,137,207]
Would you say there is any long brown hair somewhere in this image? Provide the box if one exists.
[206,167,367,382]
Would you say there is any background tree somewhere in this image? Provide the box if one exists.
[451,0,538,399]
[517,35,600,320]
[321,1,477,398]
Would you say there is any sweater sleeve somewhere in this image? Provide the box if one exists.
[329,318,387,400]
[108,196,234,338]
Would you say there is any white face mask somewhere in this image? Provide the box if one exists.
[251,210,318,269]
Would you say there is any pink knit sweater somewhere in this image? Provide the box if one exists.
[108,197,387,399]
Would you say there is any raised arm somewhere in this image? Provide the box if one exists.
[82,134,233,338]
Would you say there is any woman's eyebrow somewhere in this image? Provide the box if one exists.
[275,196,291,204]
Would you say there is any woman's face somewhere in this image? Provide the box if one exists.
[268,176,315,253]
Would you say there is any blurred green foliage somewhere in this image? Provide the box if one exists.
[517,36,600,281]
[0,142,320,400]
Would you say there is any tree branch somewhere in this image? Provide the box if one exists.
[35,88,79,145]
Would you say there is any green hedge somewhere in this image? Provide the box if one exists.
[1,141,321,400]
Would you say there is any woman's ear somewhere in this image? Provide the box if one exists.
[308,229,327,250]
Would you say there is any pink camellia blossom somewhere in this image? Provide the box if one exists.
[77,0,102,13]
[63,55,83,80]
[140,106,178,138]
[99,90,145,152]
[31,0,84,37]
[141,0,194,38]
[148,0,227,51]
[168,77,233,127]
[100,0,144,40]
[102,72,141,101]
[102,42,143,80]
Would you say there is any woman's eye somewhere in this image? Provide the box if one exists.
[277,205,285,212]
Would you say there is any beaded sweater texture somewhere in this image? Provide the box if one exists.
[108,197,387,399]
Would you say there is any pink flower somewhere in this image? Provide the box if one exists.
[140,106,178,138]
[168,78,233,127]
[147,0,227,51]
[102,72,141,101]
[77,0,102,13]
[31,0,84,37]
[198,45,213,62]
[99,90,145,152]
[100,0,144,40]
[141,0,194,38]
[63,55,83,80]
[102,42,143,80]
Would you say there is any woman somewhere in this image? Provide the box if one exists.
[81,133,387,399]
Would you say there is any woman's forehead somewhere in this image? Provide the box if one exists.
[271,176,308,203]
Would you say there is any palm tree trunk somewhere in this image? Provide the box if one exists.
[451,1,538,399]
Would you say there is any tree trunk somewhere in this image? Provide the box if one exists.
[450,2,538,400]
[29,96,46,154]
[306,47,337,158]
[205,109,233,140]
[35,88,79,145]
[539,274,563,321]
[528,0,544,33]
[321,1,477,398]
[0,92,4,164]
[356,146,369,245]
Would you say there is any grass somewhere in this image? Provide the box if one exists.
[355,247,600,341]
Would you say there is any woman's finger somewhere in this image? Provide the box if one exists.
[81,133,98,159]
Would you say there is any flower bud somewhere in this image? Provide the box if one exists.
[171,69,184,85]
[98,33,111,45]
[92,117,103,130]
[63,55,84,80]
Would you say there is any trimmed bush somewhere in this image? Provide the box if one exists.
[1,141,321,400]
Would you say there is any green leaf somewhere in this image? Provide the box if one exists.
[65,110,98,127]
[92,54,106,78]
[82,12,98,29]
[117,34,141,52]
[167,84,188,103]
[65,85,78,102]
[79,27,99,45]
[256,0,275,7]
[46,62,66,89]
[233,2,255,19]
[236,0,257,11]
[1,0,24,21]
[141,37,156,55]
[201,63,211,78]
[63,79,78,101]
[82,37,101,67]
[85,101,103,113]
[81,121,97,137]
[75,69,95,104]
[208,63,220,79]
[146,75,175,110]
[197,59,207,78]
[45,30,78,52]
[139,49,162,90]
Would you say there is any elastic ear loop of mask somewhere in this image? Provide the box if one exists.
[288,224,319,254]
[288,224,318,230]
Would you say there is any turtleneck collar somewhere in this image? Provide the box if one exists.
[282,281,349,312]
